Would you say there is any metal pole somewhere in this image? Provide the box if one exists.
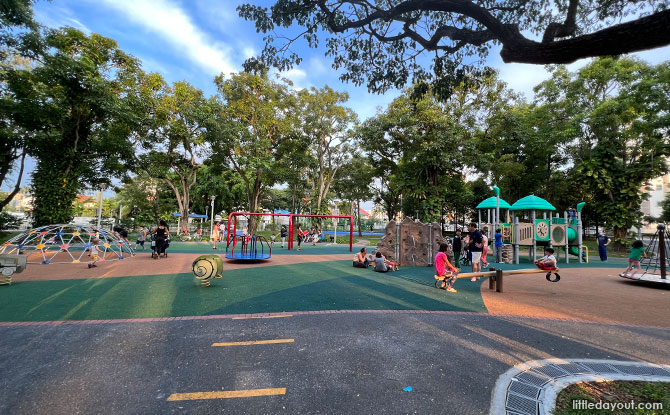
[564,211,569,264]
[349,216,353,252]
[658,224,666,279]
[531,210,537,262]
[577,210,583,263]
[514,216,519,264]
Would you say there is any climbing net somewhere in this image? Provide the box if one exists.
[0,224,134,264]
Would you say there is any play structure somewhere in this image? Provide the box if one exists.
[0,224,134,264]
[192,254,223,287]
[226,234,272,260]
[620,223,670,285]
[226,211,354,252]
[434,266,561,293]
[376,218,444,267]
[476,193,586,264]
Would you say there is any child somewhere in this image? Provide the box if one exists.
[134,226,147,251]
[494,228,503,263]
[270,233,277,246]
[435,242,459,292]
[88,238,100,268]
[535,247,556,270]
[621,240,646,277]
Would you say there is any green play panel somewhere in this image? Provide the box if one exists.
[0,261,487,322]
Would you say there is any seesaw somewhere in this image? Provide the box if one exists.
[434,267,560,293]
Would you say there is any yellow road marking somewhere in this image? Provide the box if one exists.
[212,338,294,347]
[232,314,292,320]
[167,388,286,401]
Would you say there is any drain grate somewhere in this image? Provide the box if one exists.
[506,393,539,415]
[508,380,541,399]
[610,365,670,376]
[579,363,620,374]
[515,370,552,387]
[532,364,570,379]
[554,363,594,375]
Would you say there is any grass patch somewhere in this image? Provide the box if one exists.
[554,381,670,414]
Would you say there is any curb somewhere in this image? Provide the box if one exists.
[489,358,670,415]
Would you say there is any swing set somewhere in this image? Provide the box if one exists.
[226,212,354,257]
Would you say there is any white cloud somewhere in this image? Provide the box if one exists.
[497,63,553,100]
[98,0,237,77]
[34,5,91,33]
[308,57,328,75]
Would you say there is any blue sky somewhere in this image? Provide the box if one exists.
[5,0,670,198]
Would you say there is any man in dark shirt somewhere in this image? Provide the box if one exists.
[452,229,463,267]
[464,222,483,277]
[597,230,610,261]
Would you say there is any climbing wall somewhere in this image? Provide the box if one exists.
[376,218,444,267]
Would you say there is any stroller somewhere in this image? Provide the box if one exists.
[460,245,471,267]
[151,234,171,259]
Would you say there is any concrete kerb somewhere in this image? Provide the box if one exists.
[489,358,670,415]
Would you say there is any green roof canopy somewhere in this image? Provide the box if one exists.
[510,195,556,211]
[476,196,512,209]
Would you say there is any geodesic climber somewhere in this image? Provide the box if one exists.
[0,224,134,264]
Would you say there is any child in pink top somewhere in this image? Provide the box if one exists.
[435,242,459,292]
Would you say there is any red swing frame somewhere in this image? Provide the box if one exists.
[226,212,354,252]
[288,214,353,252]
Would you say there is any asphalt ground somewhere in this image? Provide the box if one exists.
[1,313,668,415]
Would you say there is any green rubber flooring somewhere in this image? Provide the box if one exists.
[0,261,486,322]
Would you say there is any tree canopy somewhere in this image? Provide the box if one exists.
[239,0,670,95]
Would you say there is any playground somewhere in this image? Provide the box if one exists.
[1,238,670,414]
[1,242,668,326]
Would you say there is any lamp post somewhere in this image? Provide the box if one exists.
[210,196,216,239]
[97,183,106,229]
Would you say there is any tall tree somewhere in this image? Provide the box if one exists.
[334,155,375,235]
[4,28,141,226]
[538,57,670,241]
[239,0,670,97]
[209,70,297,234]
[298,86,358,213]
[133,77,212,231]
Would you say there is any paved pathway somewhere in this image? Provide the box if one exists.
[1,312,669,414]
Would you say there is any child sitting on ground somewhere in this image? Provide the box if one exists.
[534,247,556,270]
[621,240,646,277]
[435,242,459,292]
[88,238,100,269]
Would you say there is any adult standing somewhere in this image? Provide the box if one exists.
[452,229,463,267]
[597,229,610,261]
[280,224,288,248]
[211,221,220,249]
[464,222,483,281]
[151,220,170,258]
[296,223,304,251]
